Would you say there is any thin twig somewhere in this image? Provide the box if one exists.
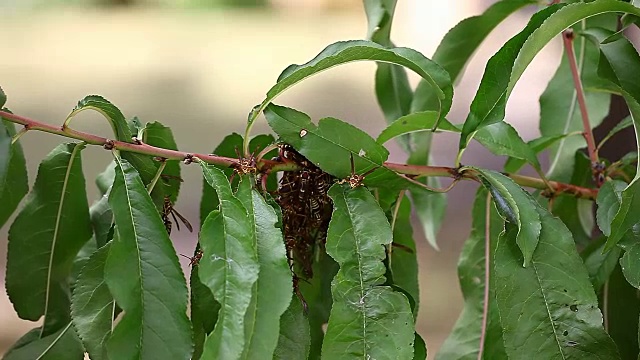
[0,110,599,199]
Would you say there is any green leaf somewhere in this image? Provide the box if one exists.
[265,104,432,194]
[6,143,92,334]
[581,237,621,292]
[580,28,640,250]
[605,264,640,360]
[471,168,541,267]
[473,122,541,172]
[104,157,192,360]
[199,133,276,224]
[389,196,420,317]
[412,0,535,113]
[460,0,640,151]
[550,151,594,247]
[190,249,219,360]
[96,161,115,196]
[376,111,459,145]
[364,0,414,145]
[322,184,414,360]
[409,176,446,250]
[0,85,6,107]
[71,243,115,360]
[235,178,292,359]
[143,121,181,201]
[413,333,427,360]
[0,116,29,228]
[273,298,311,360]
[300,250,338,360]
[596,180,627,237]
[66,95,132,141]
[247,39,452,145]
[3,324,84,360]
[198,163,259,360]
[620,242,640,289]
[598,115,633,149]
[541,17,615,182]
[493,206,618,358]
[436,188,507,360]
[90,196,114,249]
[504,134,572,174]
[200,133,243,224]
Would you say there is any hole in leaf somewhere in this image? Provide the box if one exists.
[563,330,568,336]
[566,340,578,347]
[563,289,567,292]
[570,305,578,312]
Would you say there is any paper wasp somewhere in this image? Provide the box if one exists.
[162,196,193,235]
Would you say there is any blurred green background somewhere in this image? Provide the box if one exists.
[0,0,562,357]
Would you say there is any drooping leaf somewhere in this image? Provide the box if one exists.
[389,196,420,317]
[412,0,535,113]
[235,178,292,359]
[414,333,427,360]
[322,184,414,359]
[504,134,574,174]
[190,247,220,360]
[364,0,414,149]
[580,237,621,292]
[436,188,507,360]
[265,104,432,194]
[300,250,338,360]
[0,85,6,107]
[596,180,627,237]
[143,121,181,201]
[376,111,458,145]
[620,242,640,289]
[470,167,541,267]
[405,0,535,249]
[198,163,259,360]
[472,122,541,172]
[460,0,640,152]
[493,206,618,358]
[0,116,29,228]
[550,151,594,247]
[71,243,115,360]
[248,40,452,138]
[199,133,276,224]
[401,135,447,250]
[6,142,92,334]
[273,298,311,360]
[104,157,192,360]
[96,161,115,196]
[605,264,640,360]
[580,28,640,251]
[3,324,84,360]
[90,196,114,249]
[541,17,615,182]
[598,115,633,149]
[66,95,133,141]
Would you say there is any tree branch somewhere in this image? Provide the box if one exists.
[0,110,598,199]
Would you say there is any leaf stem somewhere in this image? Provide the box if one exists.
[146,160,167,194]
[562,29,599,168]
[0,110,599,199]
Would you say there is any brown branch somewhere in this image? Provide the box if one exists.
[0,110,599,199]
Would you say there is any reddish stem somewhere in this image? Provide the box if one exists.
[0,110,599,199]
[562,30,599,169]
